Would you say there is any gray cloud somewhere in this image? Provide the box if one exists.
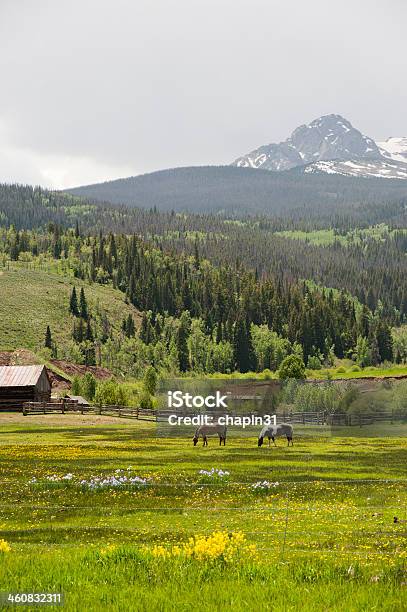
[0,0,406,188]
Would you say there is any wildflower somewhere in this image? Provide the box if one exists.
[0,539,11,553]
[198,468,230,481]
[99,544,117,556]
[150,531,256,563]
[151,545,169,558]
[251,480,279,492]
[29,472,148,491]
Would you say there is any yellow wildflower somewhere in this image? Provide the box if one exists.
[0,539,11,553]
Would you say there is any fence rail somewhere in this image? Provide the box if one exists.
[22,400,90,415]
[22,401,155,420]
[93,405,155,421]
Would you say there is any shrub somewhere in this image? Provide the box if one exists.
[139,393,153,410]
[307,355,322,370]
[81,372,97,400]
[71,375,81,396]
[278,355,306,380]
[349,365,361,372]
[70,373,97,401]
[143,366,157,396]
[95,379,128,406]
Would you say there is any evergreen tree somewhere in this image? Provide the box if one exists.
[233,318,255,373]
[69,287,79,317]
[73,318,85,343]
[368,333,380,366]
[45,325,52,349]
[139,312,153,344]
[83,343,96,366]
[122,314,135,338]
[177,312,191,372]
[85,319,94,342]
[377,322,393,362]
[359,305,371,338]
[52,225,62,258]
[80,288,88,320]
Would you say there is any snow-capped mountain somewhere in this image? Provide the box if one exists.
[232,114,407,180]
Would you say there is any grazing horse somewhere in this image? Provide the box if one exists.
[258,423,293,447]
[193,423,227,446]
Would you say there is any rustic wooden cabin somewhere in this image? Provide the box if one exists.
[0,365,51,411]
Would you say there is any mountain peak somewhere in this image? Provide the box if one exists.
[233,114,381,172]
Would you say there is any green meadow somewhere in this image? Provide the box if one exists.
[0,416,406,610]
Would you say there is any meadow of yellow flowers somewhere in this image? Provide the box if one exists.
[0,419,405,610]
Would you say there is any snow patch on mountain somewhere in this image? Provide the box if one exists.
[377,137,407,164]
[304,159,407,180]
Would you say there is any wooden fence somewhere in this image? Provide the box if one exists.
[22,400,155,421]
[92,405,156,421]
[21,403,406,426]
[23,399,91,415]
[276,410,406,426]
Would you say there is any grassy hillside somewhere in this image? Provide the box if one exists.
[0,264,139,352]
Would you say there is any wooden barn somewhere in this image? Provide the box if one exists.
[0,365,51,411]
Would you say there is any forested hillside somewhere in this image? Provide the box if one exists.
[1,223,405,377]
[65,165,407,225]
[1,182,406,378]
[1,183,406,323]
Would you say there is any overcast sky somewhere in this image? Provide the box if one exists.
[0,0,406,188]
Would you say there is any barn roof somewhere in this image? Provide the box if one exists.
[0,365,47,388]
[67,395,90,406]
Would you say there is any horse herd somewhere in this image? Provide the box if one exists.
[192,422,294,447]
